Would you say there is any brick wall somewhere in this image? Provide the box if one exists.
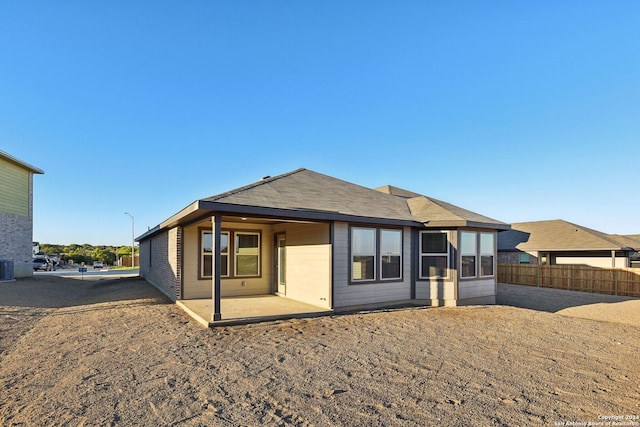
[0,211,33,278]
[140,227,182,301]
[498,251,539,265]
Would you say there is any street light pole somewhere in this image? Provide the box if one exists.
[124,212,135,268]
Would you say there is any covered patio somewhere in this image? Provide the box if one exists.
[177,295,333,327]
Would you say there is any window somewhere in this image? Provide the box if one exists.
[220,232,229,276]
[420,231,449,279]
[352,228,376,281]
[201,230,230,278]
[235,232,260,276]
[380,229,402,280]
[202,230,212,278]
[460,231,477,278]
[351,227,403,282]
[480,233,494,276]
[519,252,530,264]
[460,231,496,278]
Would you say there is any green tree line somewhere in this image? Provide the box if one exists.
[38,243,138,266]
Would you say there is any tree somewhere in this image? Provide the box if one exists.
[117,246,138,257]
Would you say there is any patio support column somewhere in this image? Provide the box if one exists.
[211,214,222,322]
[611,250,616,268]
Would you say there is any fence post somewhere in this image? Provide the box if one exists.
[614,269,618,296]
[537,264,540,287]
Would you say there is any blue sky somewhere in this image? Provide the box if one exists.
[1,1,639,245]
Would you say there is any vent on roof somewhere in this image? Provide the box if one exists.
[260,176,271,181]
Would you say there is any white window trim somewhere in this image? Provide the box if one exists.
[351,227,377,282]
[419,230,450,279]
[234,231,261,277]
[380,229,402,281]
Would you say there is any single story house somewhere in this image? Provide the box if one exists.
[497,219,640,268]
[627,235,640,268]
[0,150,44,279]
[138,168,509,323]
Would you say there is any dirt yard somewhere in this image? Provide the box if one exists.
[1,276,638,426]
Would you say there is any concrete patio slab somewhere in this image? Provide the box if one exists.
[177,295,333,327]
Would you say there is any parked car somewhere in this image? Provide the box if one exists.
[33,258,51,271]
[93,261,104,269]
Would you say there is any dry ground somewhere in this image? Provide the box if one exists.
[1,276,638,426]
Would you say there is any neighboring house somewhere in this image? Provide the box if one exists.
[497,220,640,268]
[138,168,509,323]
[0,150,44,278]
[620,235,640,268]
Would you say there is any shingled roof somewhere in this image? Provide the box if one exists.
[202,168,415,222]
[207,168,507,227]
[498,220,639,252]
[141,168,508,240]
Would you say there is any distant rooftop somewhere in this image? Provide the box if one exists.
[498,219,639,251]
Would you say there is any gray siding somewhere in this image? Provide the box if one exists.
[332,223,412,309]
[458,278,496,304]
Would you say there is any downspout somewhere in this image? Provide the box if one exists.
[211,215,222,322]
[329,222,334,310]
[410,228,417,301]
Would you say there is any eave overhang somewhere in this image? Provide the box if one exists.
[137,200,418,241]
[0,150,44,174]
[137,201,511,241]
[422,220,511,231]
[514,246,634,252]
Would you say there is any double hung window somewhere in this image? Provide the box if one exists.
[351,227,402,282]
[420,231,449,279]
[235,232,260,276]
[460,231,495,278]
[460,231,477,278]
[200,230,258,278]
[352,228,376,281]
[380,229,402,280]
[480,233,495,276]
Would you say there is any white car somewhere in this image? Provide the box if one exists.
[93,261,104,269]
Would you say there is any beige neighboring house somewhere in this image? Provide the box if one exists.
[138,168,509,324]
[497,219,640,268]
[0,150,44,278]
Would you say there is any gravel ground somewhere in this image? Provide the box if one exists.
[1,276,638,426]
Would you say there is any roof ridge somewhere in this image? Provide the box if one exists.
[207,168,306,201]
[407,195,466,221]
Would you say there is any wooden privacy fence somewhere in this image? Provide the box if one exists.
[498,264,640,297]
[119,256,139,268]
